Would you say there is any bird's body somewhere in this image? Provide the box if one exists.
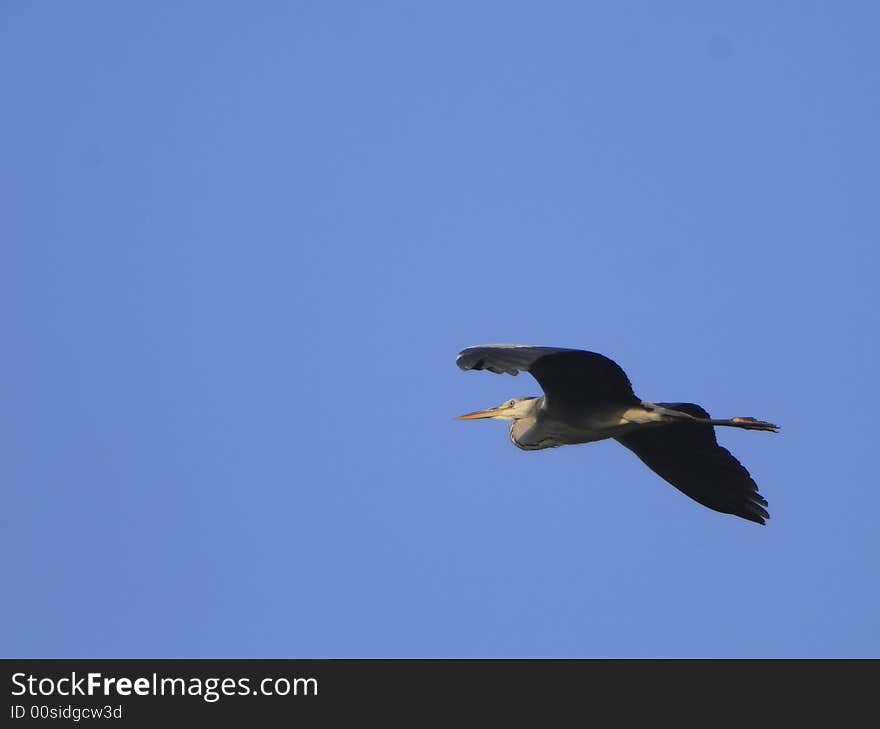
[495,396,658,450]
[456,344,778,524]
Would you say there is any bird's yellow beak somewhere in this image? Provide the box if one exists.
[457,407,504,420]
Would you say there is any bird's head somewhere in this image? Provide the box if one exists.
[457,396,539,422]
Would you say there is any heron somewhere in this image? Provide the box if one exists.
[456,344,778,524]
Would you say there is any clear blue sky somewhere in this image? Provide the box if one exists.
[2,2,878,658]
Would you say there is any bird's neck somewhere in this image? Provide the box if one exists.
[507,398,547,451]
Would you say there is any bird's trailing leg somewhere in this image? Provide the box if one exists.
[704,416,779,432]
[643,402,780,432]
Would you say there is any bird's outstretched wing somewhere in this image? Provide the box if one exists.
[615,403,770,525]
[456,344,639,407]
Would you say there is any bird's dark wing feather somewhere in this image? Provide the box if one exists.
[457,344,638,406]
[615,403,770,525]
[456,345,577,375]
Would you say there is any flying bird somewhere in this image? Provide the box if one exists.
[456,345,778,524]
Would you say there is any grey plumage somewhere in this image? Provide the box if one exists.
[457,344,778,525]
